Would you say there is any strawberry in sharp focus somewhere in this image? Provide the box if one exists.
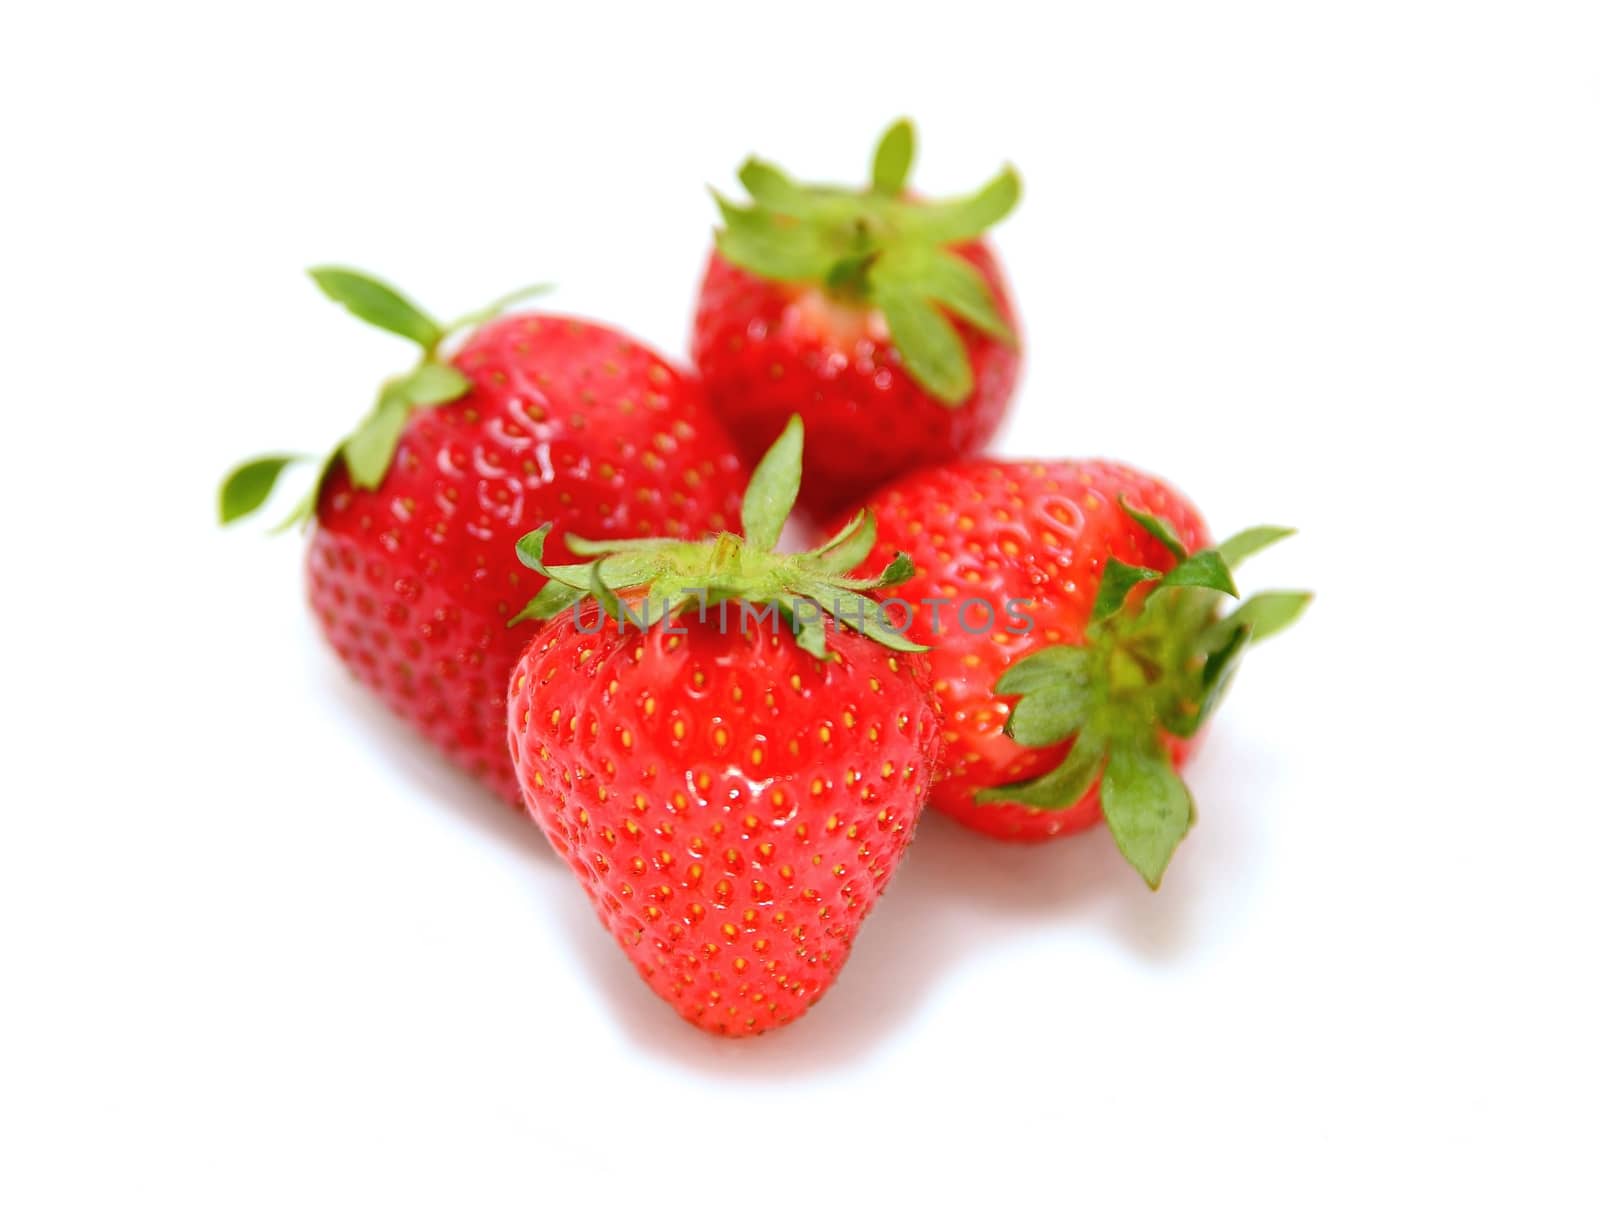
[837,459,1310,888]
[506,418,941,1036]
[220,268,747,806]
[691,119,1022,519]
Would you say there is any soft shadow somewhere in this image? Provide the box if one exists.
[312,658,555,869]
[554,723,1272,1076]
[544,806,1229,1078]
[317,649,1269,1072]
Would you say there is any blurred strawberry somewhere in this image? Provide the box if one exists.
[843,458,1309,887]
[220,268,746,804]
[692,119,1021,517]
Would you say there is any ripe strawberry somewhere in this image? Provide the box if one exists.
[691,119,1022,518]
[839,459,1309,887]
[506,419,941,1035]
[220,268,746,806]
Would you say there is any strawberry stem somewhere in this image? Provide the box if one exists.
[218,269,550,532]
[713,119,1021,406]
[976,503,1311,888]
[509,416,925,660]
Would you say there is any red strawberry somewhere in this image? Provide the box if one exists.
[220,269,746,806]
[839,459,1309,887]
[691,119,1022,518]
[506,419,941,1035]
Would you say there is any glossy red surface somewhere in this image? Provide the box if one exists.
[507,617,940,1035]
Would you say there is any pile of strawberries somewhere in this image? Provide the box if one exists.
[223,122,1308,1038]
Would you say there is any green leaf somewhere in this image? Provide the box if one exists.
[595,553,673,591]
[642,575,698,629]
[793,584,926,654]
[341,387,412,490]
[445,283,553,332]
[994,646,1090,695]
[871,119,915,195]
[875,551,915,586]
[876,285,973,405]
[843,595,928,654]
[1117,496,1188,559]
[1007,681,1090,748]
[875,247,1014,344]
[1217,525,1296,568]
[1221,590,1313,645]
[1101,741,1193,889]
[508,579,583,627]
[515,524,556,575]
[976,730,1106,809]
[308,266,442,349]
[565,533,683,558]
[776,594,829,660]
[395,361,470,407]
[218,454,304,525]
[1092,558,1161,623]
[909,165,1022,244]
[818,549,914,592]
[741,415,804,551]
[824,252,876,299]
[1160,550,1238,597]
[737,158,819,217]
[712,194,837,282]
[336,362,470,493]
[812,510,878,575]
[587,564,627,624]
[1197,623,1250,726]
[808,510,867,556]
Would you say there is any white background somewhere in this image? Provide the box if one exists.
[4,2,1597,1219]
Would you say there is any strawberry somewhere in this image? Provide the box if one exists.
[691,119,1022,518]
[838,459,1309,887]
[219,268,746,806]
[505,419,941,1035]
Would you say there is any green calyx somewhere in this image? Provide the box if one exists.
[713,118,1021,406]
[508,416,925,661]
[976,501,1312,889]
[217,268,550,530]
